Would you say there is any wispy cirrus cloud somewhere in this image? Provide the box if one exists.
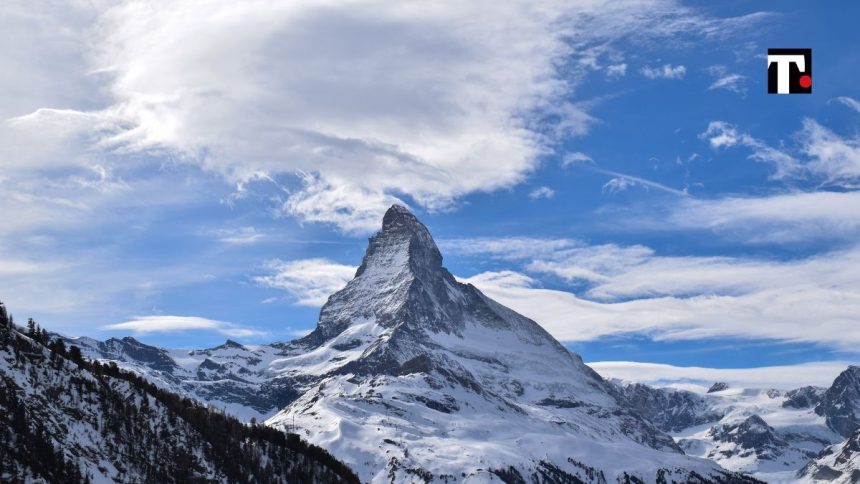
[833,96,860,113]
[699,121,798,178]
[700,118,860,187]
[641,63,686,79]
[706,65,747,95]
[594,167,689,196]
[211,226,265,246]
[529,186,555,199]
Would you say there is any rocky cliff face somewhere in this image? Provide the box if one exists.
[816,366,860,438]
[799,427,860,484]
[784,386,826,410]
[619,382,723,432]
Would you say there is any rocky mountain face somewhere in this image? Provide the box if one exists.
[0,309,357,483]
[799,427,860,483]
[705,415,791,463]
[783,387,826,410]
[709,382,730,394]
[815,366,860,437]
[620,382,723,433]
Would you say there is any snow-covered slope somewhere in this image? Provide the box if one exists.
[617,379,853,483]
[0,307,358,483]
[798,427,860,483]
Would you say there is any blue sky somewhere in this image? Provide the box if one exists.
[1,0,859,376]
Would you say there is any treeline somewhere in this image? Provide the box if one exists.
[0,374,90,483]
[0,301,359,484]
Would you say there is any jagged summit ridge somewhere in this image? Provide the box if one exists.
[355,204,442,279]
[380,203,423,231]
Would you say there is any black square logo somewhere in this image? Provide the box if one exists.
[767,48,812,94]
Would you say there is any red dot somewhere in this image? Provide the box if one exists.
[799,75,812,88]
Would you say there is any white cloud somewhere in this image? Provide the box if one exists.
[454,235,860,300]
[602,177,637,194]
[104,315,265,338]
[668,190,860,243]
[589,361,853,390]
[606,63,627,78]
[700,121,798,179]
[708,74,747,95]
[834,96,860,113]
[700,118,860,187]
[705,65,746,95]
[0,0,770,233]
[640,63,686,79]
[212,226,264,245]
[5,0,584,232]
[561,151,593,167]
[0,2,102,121]
[441,237,579,261]
[457,237,860,350]
[593,168,688,196]
[255,258,356,306]
[528,186,555,199]
[799,118,860,187]
[466,265,860,350]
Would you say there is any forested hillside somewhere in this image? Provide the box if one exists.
[0,301,358,484]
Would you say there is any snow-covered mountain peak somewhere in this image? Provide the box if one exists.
[356,203,442,280]
[380,203,425,232]
[304,204,580,367]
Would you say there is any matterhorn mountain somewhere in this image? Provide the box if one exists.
[30,205,860,482]
[261,205,762,482]
[61,205,756,482]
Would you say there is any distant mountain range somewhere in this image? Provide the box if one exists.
[4,205,859,483]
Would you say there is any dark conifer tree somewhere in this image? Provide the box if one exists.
[0,301,8,327]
